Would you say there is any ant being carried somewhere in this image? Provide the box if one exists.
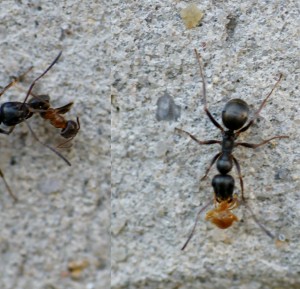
[0,52,80,201]
[176,49,288,250]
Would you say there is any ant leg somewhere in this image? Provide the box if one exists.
[0,126,15,135]
[232,156,276,239]
[175,128,221,146]
[56,137,74,149]
[232,156,245,201]
[181,198,213,250]
[201,152,221,181]
[22,51,62,106]
[235,135,289,149]
[194,49,224,132]
[237,74,283,135]
[244,202,275,239]
[0,169,18,202]
[25,121,71,166]
[0,67,33,98]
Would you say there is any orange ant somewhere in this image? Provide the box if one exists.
[205,195,238,229]
[28,94,80,148]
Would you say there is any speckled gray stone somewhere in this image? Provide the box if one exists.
[0,1,110,288]
[112,1,299,289]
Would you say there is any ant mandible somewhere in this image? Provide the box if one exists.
[176,49,289,250]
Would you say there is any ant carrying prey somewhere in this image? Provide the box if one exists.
[177,49,289,250]
[0,51,80,201]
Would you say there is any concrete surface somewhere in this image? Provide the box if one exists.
[112,1,299,289]
[0,1,110,289]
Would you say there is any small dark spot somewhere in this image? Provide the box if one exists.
[37,6,42,11]
[10,156,17,166]
[274,168,289,180]
[156,93,181,121]
[226,14,238,40]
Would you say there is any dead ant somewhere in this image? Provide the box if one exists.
[176,49,289,250]
[0,51,79,201]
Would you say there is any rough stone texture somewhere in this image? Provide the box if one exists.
[112,1,299,289]
[0,1,110,289]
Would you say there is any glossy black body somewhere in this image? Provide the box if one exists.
[179,49,288,250]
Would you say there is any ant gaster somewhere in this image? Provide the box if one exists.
[177,49,289,250]
[0,52,79,201]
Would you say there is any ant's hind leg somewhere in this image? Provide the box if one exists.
[175,128,221,146]
[232,156,275,239]
[194,49,224,132]
[235,135,289,149]
[201,152,221,181]
[0,169,18,202]
[232,156,245,201]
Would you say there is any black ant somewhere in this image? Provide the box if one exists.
[0,52,80,146]
[176,49,289,250]
[0,52,79,201]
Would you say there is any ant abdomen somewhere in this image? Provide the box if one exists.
[212,174,234,202]
[61,120,79,139]
[222,99,249,130]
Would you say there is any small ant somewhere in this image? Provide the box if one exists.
[177,49,289,250]
[0,52,79,201]
[0,52,80,146]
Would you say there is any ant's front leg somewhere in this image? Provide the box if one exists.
[235,135,289,149]
[175,128,221,146]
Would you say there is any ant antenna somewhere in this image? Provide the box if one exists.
[0,169,18,202]
[25,121,71,166]
[236,73,283,135]
[0,66,33,98]
[194,49,224,132]
[21,51,62,108]
[181,199,213,250]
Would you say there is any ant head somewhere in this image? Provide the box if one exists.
[29,95,50,110]
[205,198,238,229]
[222,99,249,131]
